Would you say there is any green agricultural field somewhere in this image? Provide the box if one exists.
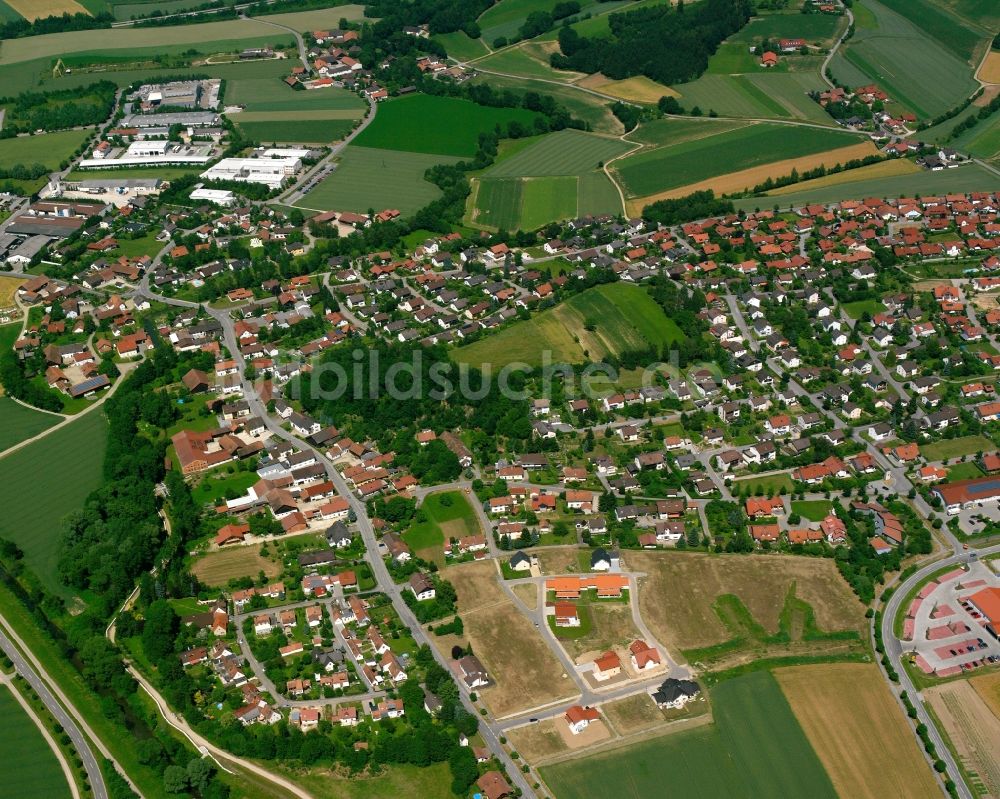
[475,45,582,81]
[68,166,203,183]
[676,72,833,123]
[577,170,622,215]
[708,42,787,75]
[300,146,459,215]
[476,0,616,43]
[943,0,1000,29]
[236,118,356,144]
[829,0,979,119]
[0,686,72,799]
[0,0,22,22]
[453,283,685,368]
[473,178,524,229]
[0,410,107,596]
[628,117,751,147]
[520,176,578,229]
[0,129,91,170]
[352,94,540,157]
[542,671,836,799]
[484,128,634,178]
[732,12,843,44]
[874,0,984,62]
[733,161,1000,210]
[226,79,366,113]
[404,490,481,564]
[0,398,58,452]
[613,123,856,198]
[919,435,995,462]
[434,31,491,61]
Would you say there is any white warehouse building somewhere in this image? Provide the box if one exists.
[199,155,301,189]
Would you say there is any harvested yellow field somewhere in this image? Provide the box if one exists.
[190,543,280,587]
[980,52,1000,84]
[593,75,679,103]
[5,0,89,21]
[625,140,880,213]
[0,276,24,308]
[777,663,939,799]
[766,156,921,196]
[926,679,1000,798]
[971,671,1000,723]
[630,551,865,650]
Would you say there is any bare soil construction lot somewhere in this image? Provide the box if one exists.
[441,561,576,718]
[926,678,1000,798]
[777,663,939,799]
[629,552,865,651]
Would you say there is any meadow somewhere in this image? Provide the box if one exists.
[830,0,979,119]
[433,30,490,62]
[627,117,750,147]
[453,283,684,368]
[0,410,107,596]
[541,671,837,799]
[476,0,614,43]
[731,12,842,44]
[732,161,1000,210]
[613,123,857,198]
[519,176,580,230]
[472,171,618,229]
[776,664,940,799]
[236,118,356,145]
[484,128,633,178]
[673,72,835,124]
[0,397,58,452]
[226,78,366,114]
[404,490,480,565]
[874,0,985,62]
[0,686,72,799]
[475,44,583,82]
[300,147,460,215]
[351,94,540,157]
[0,129,91,169]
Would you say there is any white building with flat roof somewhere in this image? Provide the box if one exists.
[190,187,236,206]
[199,156,301,189]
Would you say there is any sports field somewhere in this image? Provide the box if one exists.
[300,147,460,215]
[484,129,633,177]
[830,0,979,119]
[732,161,1000,210]
[453,283,685,369]
[0,410,107,595]
[352,94,540,157]
[0,398,59,452]
[0,685,72,799]
[776,664,939,799]
[613,123,858,198]
[542,671,836,799]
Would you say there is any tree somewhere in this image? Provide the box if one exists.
[163,765,188,793]
[142,600,179,661]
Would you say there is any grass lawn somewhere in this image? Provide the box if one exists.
[919,435,995,462]
[405,490,481,564]
[791,500,833,522]
[352,94,540,157]
[190,469,259,507]
[226,79,365,113]
[842,298,886,319]
[613,123,857,198]
[542,670,836,799]
[113,231,163,259]
[453,283,685,369]
[0,129,91,170]
[0,410,107,596]
[281,761,453,799]
[189,543,281,588]
[0,397,58,452]
[733,473,795,495]
[946,461,984,481]
[0,684,72,799]
[300,147,460,215]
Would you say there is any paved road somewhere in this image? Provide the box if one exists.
[246,13,309,71]
[0,621,108,799]
[821,2,854,90]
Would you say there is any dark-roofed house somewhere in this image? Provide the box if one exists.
[652,678,701,709]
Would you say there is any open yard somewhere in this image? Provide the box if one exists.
[559,600,642,661]
[612,123,860,199]
[440,560,576,717]
[405,490,481,564]
[0,410,106,596]
[453,283,684,369]
[280,761,453,799]
[776,663,939,799]
[732,472,794,495]
[0,685,72,799]
[602,691,709,737]
[352,94,540,157]
[0,397,58,452]
[925,678,1000,798]
[299,147,460,215]
[920,435,995,461]
[541,671,836,799]
[189,543,281,588]
[629,551,866,653]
